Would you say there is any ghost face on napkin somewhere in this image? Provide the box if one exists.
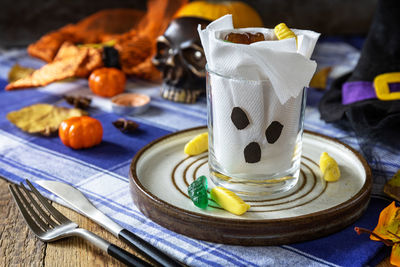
[199,15,319,176]
[207,74,305,174]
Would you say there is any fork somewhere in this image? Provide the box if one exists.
[9,180,151,267]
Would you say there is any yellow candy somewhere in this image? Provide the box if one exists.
[210,186,250,215]
[274,23,297,40]
[184,132,208,156]
[319,152,341,182]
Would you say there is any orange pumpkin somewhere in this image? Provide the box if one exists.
[175,1,263,28]
[88,67,126,97]
[59,116,103,149]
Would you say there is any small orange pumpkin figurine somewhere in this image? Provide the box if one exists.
[88,67,126,97]
[59,116,103,149]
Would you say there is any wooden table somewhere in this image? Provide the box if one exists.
[0,177,157,266]
[0,177,393,266]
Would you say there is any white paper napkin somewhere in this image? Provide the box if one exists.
[209,74,304,174]
[198,14,320,104]
[199,15,319,175]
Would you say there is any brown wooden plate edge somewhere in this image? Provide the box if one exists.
[128,127,372,245]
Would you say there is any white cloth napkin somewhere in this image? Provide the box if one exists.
[199,15,320,175]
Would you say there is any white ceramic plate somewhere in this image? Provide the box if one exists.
[129,127,372,245]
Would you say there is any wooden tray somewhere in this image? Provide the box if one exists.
[129,127,372,245]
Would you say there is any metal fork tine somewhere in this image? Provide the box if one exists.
[12,184,49,231]
[26,180,70,224]
[9,184,45,235]
[19,182,59,228]
[10,181,146,266]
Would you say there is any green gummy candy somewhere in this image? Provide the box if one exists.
[188,175,208,209]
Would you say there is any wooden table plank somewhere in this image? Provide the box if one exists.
[0,177,154,266]
[0,178,45,266]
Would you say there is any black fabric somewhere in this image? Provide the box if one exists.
[319,0,400,149]
[348,0,400,82]
[319,73,350,122]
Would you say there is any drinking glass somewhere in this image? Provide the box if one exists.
[206,67,306,199]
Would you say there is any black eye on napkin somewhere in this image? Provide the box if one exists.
[318,0,400,150]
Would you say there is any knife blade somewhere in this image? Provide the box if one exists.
[36,180,181,267]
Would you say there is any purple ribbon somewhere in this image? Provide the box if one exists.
[342,81,376,105]
[342,81,400,105]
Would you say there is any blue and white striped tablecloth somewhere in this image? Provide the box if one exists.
[0,39,398,266]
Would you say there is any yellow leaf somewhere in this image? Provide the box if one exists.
[310,67,332,90]
[8,64,35,83]
[356,201,400,264]
[391,243,400,266]
[384,170,400,202]
[7,103,86,136]
[388,170,400,187]
[371,201,400,242]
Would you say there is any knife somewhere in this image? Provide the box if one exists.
[36,180,181,267]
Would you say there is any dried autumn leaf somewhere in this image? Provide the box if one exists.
[27,9,146,62]
[8,64,35,83]
[5,48,87,91]
[54,42,103,78]
[75,47,103,77]
[27,24,80,63]
[309,67,332,90]
[371,201,400,242]
[6,41,104,91]
[384,170,400,202]
[392,243,400,266]
[7,103,86,136]
[53,41,82,60]
[356,201,400,266]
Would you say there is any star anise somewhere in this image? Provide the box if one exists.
[112,118,139,133]
[63,95,91,109]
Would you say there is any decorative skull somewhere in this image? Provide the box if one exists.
[152,17,210,103]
